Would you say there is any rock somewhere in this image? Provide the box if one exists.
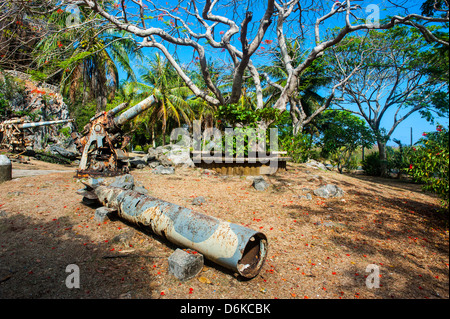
[47,144,78,160]
[203,169,216,175]
[166,147,194,168]
[299,193,312,200]
[313,184,345,198]
[147,145,194,168]
[168,248,204,282]
[252,176,269,191]
[157,154,173,167]
[128,157,147,168]
[305,159,329,171]
[314,221,335,227]
[0,210,8,218]
[148,161,160,168]
[94,207,116,222]
[147,148,161,161]
[153,165,175,175]
[192,196,206,205]
[110,174,135,189]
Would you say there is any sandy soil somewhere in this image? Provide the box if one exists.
[0,160,448,299]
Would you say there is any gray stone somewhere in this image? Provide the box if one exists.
[128,157,147,168]
[153,165,174,175]
[110,174,135,189]
[315,221,335,227]
[157,154,173,167]
[148,161,160,168]
[168,248,204,282]
[94,206,116,222]
[166,146,194,167]
[147,148,161,161]
[313,184,345,198]
[252,176,269,191]
[47,144,78,159]
[305,159,329,171]
[299,193,312,200]
[192,196,206,205]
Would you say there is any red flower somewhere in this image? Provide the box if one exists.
[409,164,413,170]
[265,39,273,44]
[422,132,427,136]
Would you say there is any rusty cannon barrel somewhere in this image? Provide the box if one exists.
[17,118,74,129]
[107,102,129,118]
[114,95,157,126]
[81,176,268,278]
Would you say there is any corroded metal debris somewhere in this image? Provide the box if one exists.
[79,176,268,278]
[73,95,157,177]
[0,118,73,152]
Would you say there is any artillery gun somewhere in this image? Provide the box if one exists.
[73,95,157,177]
[0,117,74,152]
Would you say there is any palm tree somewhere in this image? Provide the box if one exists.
[33,6,142,112]
[126,54,198,146]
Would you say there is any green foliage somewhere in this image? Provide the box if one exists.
[408,126,449,209]
[362,152,383,177]
[215,103,281,128]
[59,126,71,138]
[69,101,96,130]
[318,110,376,173]
[387,139,415,178]
[279,132,315,163]
[0,92,9,119]
[211,103,283,157]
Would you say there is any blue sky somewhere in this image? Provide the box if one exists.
[114,0,448,146]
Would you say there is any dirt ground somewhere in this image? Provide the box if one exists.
[0,158,448,299]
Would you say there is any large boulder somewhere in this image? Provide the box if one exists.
[153,165,175,175]
[313,184,345,198]
[305,159,329,171]
[147,144,194,168]
[47,144,79,160]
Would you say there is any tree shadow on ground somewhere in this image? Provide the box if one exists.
[280,177,449,299]
[0,212,156,299]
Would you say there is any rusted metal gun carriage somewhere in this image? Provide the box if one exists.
[0,117,73,152]
[73,95,157,177]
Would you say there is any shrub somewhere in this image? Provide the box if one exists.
[280,132,314,163]
[362,151,382,176]
[408,126,449,209]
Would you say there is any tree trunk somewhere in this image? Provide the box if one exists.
[152,127,156,148]
[377,140,388,177]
